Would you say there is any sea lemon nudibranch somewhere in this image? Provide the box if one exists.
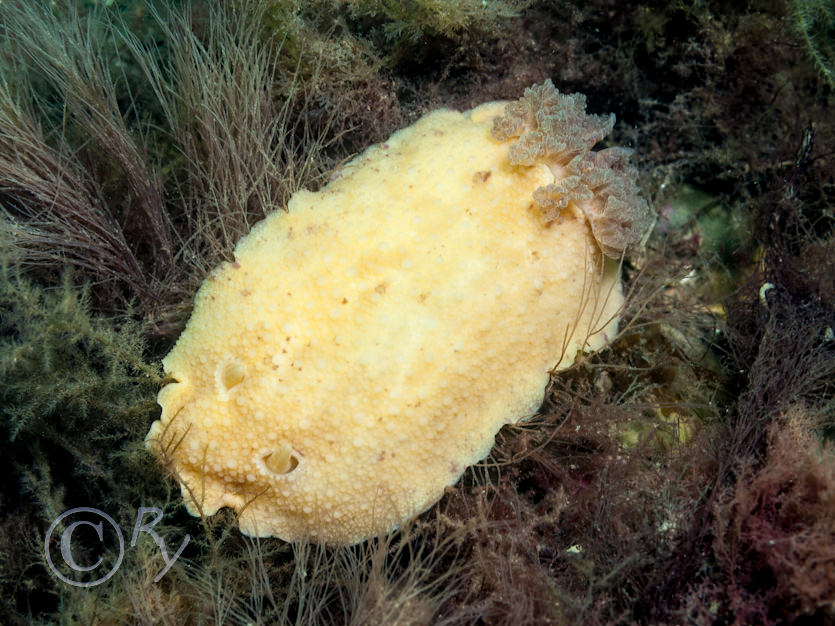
[146,80,652,544]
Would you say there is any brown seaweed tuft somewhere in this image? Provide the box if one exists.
[714,407,835,621]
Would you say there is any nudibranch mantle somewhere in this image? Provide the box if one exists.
[147,80,651,544]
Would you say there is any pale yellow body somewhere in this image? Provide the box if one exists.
[148,102,624,544]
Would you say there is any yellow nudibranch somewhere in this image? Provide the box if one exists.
[147,80,652,544]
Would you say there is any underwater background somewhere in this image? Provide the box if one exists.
[1,0,833,624]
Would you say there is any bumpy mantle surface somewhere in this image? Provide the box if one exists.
[147,82,649,544]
